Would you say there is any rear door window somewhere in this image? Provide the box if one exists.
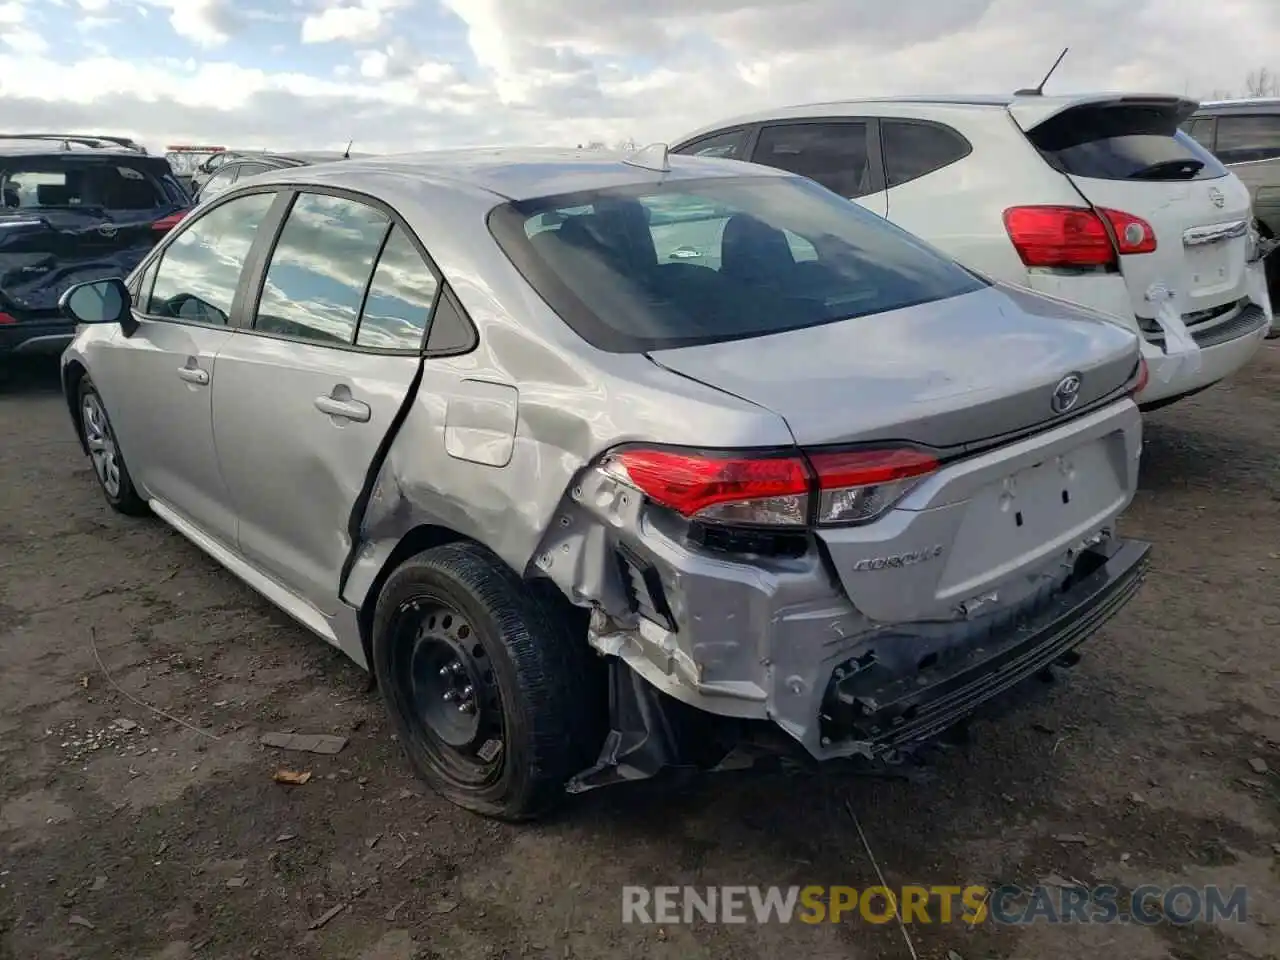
[252,192,391,346]
[144,190,277,324]
[881,120,972,188]
[234,163,272,180]
[751,122,878,198]
[199,167,239,199]
[1214,114,1280,164]
[355,225,440,350]
[674,129,750,160]
[1027,104,1228,181]
[1183,117,1217,150]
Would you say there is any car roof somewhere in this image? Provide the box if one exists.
[1193,97,1280,114]
[243,146,792,202]
[0,138,152,159]
[225,150,372,166]
[675,91,1193,142]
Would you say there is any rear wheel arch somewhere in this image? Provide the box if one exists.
[358,524,469,670]
[357,524,589,682]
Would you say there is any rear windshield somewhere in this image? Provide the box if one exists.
[487,175,987,353]
[0,159,170,210]
[1028,104,1228,182]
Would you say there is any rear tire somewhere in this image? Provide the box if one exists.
[76,378,148,516]
[371,541,602,821]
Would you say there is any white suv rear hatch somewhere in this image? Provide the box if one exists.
[1012,95,1252,320]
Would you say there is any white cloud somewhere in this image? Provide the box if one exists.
[0,0,47,54]
[0,0,1278,155]
[142,0,242,47]
[76,0,112,11]
[302,0,407,44]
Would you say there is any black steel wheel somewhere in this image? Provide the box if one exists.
[371,541,603,820]
[390,599,506,788]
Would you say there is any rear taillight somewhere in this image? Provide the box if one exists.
[152,211,187,234]
[1003,205,1156,269]
[600,445,939,528]
[602,449,811,527]
[1131,355,1150,397]
[1100,208,1157,255]
[808,448,940,525]
[0,312,15,325]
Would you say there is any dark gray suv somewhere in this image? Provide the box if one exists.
[1185,98,1280,328]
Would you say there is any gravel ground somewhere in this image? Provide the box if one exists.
[1,348,1279,960]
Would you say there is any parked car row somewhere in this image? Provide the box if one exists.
[193,149,365,203]
[26,89,1280,823]
[1182,97,1280,322]
[0,135,190,365]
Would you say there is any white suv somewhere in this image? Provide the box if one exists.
[673,94,1272,410]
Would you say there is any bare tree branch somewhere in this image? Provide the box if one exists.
[1245,67,1278,98]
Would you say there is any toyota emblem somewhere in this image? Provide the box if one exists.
[97,222,118,238]
[1051,373,1082,415]
[1208,186,1225,209]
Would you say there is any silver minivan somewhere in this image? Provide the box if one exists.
[1185,97,1280,333]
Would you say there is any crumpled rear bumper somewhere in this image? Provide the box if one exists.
[569,537,1150,793]
[818,537,1150,755]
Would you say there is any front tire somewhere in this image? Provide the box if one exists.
[77,378,148,516]
[371,541,602,821]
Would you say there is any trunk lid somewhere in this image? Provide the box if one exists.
[645,284,1140,450]
[1016,96,1252,320]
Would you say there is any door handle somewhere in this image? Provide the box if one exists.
[314,394,371,422]
[177,366,210,385]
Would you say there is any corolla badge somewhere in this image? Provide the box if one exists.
[1051,373,1083,415]
[1208,186,1225,209]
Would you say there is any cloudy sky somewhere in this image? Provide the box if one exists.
[0,0,1277,154]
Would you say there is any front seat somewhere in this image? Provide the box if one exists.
[719,213,796,287]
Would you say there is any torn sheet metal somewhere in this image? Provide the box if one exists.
[566,657,694,794]
[1144,282,1202,384]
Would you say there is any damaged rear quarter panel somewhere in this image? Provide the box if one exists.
[335,190,795,623]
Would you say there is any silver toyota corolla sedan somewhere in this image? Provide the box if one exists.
[57,146,1151,821]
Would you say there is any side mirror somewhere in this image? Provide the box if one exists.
[59,278,133,330]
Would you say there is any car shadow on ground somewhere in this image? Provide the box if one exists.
[0,356,62,396]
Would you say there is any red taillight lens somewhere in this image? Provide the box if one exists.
[808,448,939,524]
[603,449,810,526]
[152,211,187,233]
[1131,355,1150,396]
[601,445,939,527]
[0,312,15,325]
[1099,207,1157,255]
[1004,205,1116,268]
[1003,205,1156,269]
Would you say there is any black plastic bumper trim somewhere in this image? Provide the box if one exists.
[822,538,1151,751]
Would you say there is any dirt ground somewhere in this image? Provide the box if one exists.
[1,348,1279,960]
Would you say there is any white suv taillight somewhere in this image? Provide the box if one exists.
[1003,205,1157,269]
[599,446,939,528]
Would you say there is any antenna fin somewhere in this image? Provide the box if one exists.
[621,142,671,173]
